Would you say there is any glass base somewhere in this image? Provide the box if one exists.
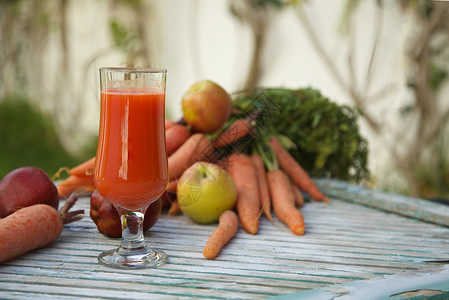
[98,247,168,269]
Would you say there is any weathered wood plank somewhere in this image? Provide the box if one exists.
[0,263,363,290]
[0,282,196,300]
[0,272,288,297]
[316,178,449,227]
[273,264,449,299]
[1,257,372,280]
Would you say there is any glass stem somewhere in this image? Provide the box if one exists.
[117,208,148,254]
[97,204,167,268]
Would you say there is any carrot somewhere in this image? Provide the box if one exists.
[268,169,305,235]
[166,180,178,192]
[203,210,238,259]
[68,157,95,177]
[58,174,94,188]
[226,153,260,234]
[212,119,252,149]
[57,175,95,199]
[251,154,272,222]
[52,157,95,181]
[168,200,181,215]
[166,124,191,156]
[168,133,214,181]
[292,184,305,208]
[269,137,330,203]
[0,193,83,263]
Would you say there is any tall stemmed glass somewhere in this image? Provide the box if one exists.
[94,68,168,269]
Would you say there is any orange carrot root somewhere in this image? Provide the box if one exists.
[68,157,96,177]
[166,124,191,156]
[268,169,305,236]
[166,180,178,192]
[168,133,214,181]
[57,175,95,199]
[168,200,181,215]
[0,195,83,263]
[251,154,272,222]
[227,153,260,234]
[269,137,329,204]
[292,184,305,208]
[212,119,252,149]
[0,204,62,263]
[203,210,238,259]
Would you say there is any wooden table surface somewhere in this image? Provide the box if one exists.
[1,179,449,299]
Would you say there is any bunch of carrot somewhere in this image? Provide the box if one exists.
[55,116,329,260]
[203,135,329,257]
[55,157,96,198]
[165,118,330,259]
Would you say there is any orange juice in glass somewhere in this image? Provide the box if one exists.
[94,68,168,269]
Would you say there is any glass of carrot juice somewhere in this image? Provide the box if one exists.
[94,68,168,269]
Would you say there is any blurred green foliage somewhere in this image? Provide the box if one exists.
[429,62,448,90]
[0,96,96,179]
[109,18,139,53]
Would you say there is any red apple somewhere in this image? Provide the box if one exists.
[90,189,162,238]
[0,167,59,218]
[182,80,232,133]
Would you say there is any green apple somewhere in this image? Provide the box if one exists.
[182,80,232,133]
[177,162,237,224]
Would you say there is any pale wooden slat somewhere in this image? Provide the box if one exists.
[2,256,371,280]
[316,178,449,227]
[0,263,358,290]
[0,282,190,300]
[0,271,287,297]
